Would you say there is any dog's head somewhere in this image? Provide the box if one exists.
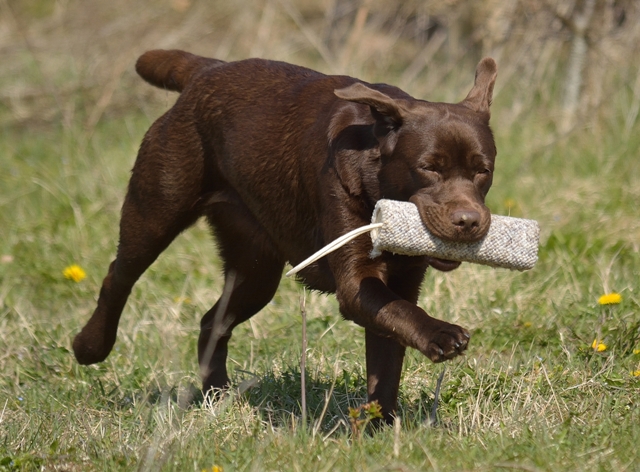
[334,58,497,252]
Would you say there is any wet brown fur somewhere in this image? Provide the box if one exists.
[73,50,498,423]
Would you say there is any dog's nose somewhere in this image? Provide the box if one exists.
[451,210,481,230]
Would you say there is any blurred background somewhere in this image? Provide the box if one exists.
[1,5,639,466]
[2,0,639,136]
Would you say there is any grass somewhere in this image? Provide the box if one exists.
[2,62,640,472]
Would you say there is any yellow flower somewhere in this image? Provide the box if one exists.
[598,293,622,305]
[504,198,517,210]
[633,349,640,355]
[63,264,86,282]
[591,339,607,352]
[201,467,223,472]
[523,321,532,328]
[632,370,640,377]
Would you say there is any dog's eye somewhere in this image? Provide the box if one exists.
[420,164,440,174]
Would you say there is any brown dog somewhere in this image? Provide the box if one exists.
[73,50,497,422]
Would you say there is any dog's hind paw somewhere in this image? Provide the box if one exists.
[72,322,117,365]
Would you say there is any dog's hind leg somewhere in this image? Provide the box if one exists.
[199,204,285,396]
[73,128,205,365]
[73,196,201,365]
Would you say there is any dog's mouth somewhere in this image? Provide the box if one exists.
[410,197,491,244]
[426,257,462,272]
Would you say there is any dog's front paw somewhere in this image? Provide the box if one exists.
[418,321,470,362]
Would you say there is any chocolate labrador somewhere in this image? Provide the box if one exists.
[73,50,497,423]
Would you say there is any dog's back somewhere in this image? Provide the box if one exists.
[134,51,367,265]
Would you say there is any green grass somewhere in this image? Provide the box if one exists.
[1,95,640,471]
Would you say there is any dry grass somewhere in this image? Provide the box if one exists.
[2,0,640,130]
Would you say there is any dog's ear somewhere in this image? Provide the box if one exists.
[460,58,497,118]
[335,83,406,153]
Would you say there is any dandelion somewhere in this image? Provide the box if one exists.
[63,264,86,282]
[633,348,640,355]
[504,198,516,208]
[598,293,622,305]
[591,339,607,352]
[201,467,223,472]
[632,370,640,377]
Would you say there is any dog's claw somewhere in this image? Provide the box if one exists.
[420,320,470,363]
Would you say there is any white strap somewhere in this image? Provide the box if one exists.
[285,223,383,277]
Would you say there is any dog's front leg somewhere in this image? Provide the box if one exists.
[364,329,405,423]
[333,261,469,422]
[336,271,469,360]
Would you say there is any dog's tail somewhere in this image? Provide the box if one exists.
[135,49,225,92]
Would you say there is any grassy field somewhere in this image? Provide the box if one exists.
[2,5,640,471]
[1,90,639,471]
